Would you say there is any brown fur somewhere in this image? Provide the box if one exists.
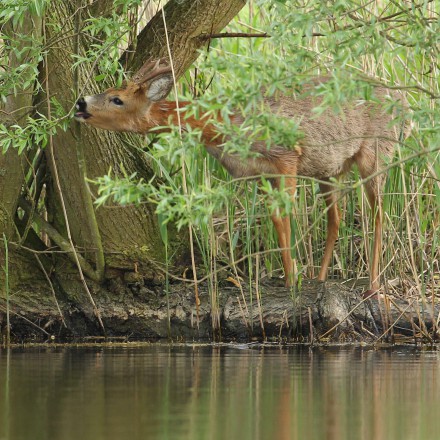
[76,71,410,291]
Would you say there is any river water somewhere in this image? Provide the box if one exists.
[1,344,439,440]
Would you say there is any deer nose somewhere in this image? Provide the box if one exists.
[76,97,87,112]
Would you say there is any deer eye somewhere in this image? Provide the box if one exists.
[111,97,124,106]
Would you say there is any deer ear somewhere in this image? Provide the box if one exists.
[146,74,174,101]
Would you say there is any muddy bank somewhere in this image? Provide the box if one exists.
[1,266,438,344]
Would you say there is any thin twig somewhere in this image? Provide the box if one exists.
[377,297,431,341]
[34,254,67,328]
[161,6,200,324]
[0,304,50,336]
[318,294,374,340]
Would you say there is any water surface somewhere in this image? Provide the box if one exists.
[1,344,439,440]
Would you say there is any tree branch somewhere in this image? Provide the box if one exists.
[199,32,270,39]
[119,0,247,78]
[18,197,103,283]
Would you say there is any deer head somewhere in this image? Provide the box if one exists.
[75,59,174,133]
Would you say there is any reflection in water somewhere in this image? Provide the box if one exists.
[1,345,439,440]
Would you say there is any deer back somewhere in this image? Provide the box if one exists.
[263,79,408,179]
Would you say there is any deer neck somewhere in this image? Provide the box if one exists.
[148,101,221,145]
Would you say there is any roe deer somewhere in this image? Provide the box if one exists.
[75,59,410,293]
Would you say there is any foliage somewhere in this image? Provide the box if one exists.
[0,0,48,25]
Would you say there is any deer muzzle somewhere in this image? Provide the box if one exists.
[75,97,92,120]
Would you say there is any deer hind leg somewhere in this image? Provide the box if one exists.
[356,150,386,293]
[317,181,341,282]
[271,175,297,287]
[362,177,383,293]
[271,211,294,286]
